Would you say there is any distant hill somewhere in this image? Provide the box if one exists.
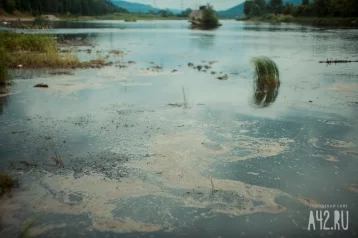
[111,0,159,13]
[110,0,181,14]
[216,4,245,18]
[217,0,309,18]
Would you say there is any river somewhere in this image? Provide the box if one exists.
[0,20,357,237]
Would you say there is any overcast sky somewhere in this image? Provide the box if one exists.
[124,0,244,11]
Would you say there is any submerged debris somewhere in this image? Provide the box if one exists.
[344,184,358,193]
[0,172,18,197]
[20,161,37,168]
[109,50,124,55]
[319,59,358,64]
[34,83,49,88]
[168,103,182,107]
[151,65,162,71]
[49,71,74,76]
[217,74,228,80]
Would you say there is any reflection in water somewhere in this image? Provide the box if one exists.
[190,33,216,50]
[251,56,280,108]
[56,33,97,44]
[253,82,280,107]
[0,89,8,115]
[242,22,310,33]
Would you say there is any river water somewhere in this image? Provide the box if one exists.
[0,20,358,237]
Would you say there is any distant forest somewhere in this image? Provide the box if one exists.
[244,0,358,17]
[0,0,128,15]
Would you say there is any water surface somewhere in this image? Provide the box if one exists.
[0,20,358,238]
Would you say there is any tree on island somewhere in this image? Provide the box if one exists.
[200,4,220,27]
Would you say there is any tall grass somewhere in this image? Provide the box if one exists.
[0,32,80,69]
[0,47,9,85]
[251,56,280,107]
[251,56,280,87]
[0,32,55,52]
[9,50,81,68]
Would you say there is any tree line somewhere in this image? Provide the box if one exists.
[146,8,192,18]
[0,0,128,16]
[244,0,358,18]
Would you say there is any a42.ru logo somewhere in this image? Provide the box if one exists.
[308,210,349,231]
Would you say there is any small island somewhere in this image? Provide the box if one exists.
[189,4,222,29]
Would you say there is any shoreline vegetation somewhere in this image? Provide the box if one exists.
[2,13,357,29]
[63,13,186,21]
[0,0,357,28]
[0,31,116,86]
[238,0,358,28]
[238,14,358,27]
[0,0,189,23]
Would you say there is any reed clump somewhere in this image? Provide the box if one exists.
[251,56,280,87]
[251,56,280,107]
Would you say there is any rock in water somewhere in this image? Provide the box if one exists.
[34,83,49,88]
[217,74,228,80]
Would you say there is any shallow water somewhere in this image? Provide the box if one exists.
[0,20,358,237]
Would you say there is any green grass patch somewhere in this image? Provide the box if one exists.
[0,31,55,52]
[0,32,80,69]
